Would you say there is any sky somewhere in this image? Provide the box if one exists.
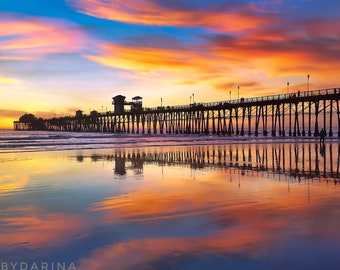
[0,0,339,129]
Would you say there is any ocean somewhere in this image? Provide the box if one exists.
[0,130,339,270]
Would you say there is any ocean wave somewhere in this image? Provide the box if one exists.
[0,130,338,153]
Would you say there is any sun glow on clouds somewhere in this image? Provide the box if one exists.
[69,0,339,85]
[67,0,270,32]
[0,15,93,128]
[75,0,340,98]
[0,16,87,57]
[85,42,221,74]
[84,41,271,103]
[85,34,337,99]
[0,77,19,84]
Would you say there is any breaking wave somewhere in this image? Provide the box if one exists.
[0,130,335,153]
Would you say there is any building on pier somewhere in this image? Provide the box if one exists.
[112,95,143,113]
[112,95,126,114]
[75,110,83,118]
[90,110,99,117]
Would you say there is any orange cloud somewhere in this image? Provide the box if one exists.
[67,0,270,32]
[83,7,340,97]
[198,24,340,92]
[84,37,338,98]
[85,42,221,75]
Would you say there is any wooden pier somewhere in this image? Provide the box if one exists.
[14,88,340,137]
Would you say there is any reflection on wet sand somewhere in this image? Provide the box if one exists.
[72,143,340,269]
[0,204,87,265]
[74,142,340,183]
[0,209,85,248]
[1,142,339,269]
[78,230,264,270]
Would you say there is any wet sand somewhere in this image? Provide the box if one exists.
[0,143,339,269]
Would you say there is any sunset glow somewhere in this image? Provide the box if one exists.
[0,1,339,129]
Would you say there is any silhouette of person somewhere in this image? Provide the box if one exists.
[320,128,326,144]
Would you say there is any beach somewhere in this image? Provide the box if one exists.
[0,130,339,270]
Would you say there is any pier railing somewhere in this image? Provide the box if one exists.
[142,88,339,112]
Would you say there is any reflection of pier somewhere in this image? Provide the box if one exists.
[14,88,340,137]
[74,143,340,183]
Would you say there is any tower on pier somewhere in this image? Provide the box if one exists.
[112,95,126,114]
[112,95,143,113]
[131,96,142,112]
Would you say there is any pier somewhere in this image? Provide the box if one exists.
[14,88,340,137]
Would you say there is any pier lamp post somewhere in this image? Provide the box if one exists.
[161,97,163,107]
[229,91,231,102]
[307,74,310,91]
[238,86,240,102]
[192,93,195,103]
[190,96,192,104]
[287,82,289,94]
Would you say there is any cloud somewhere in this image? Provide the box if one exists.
[213,81,263,92]
[202,15,340,78]
[84,42,223,75]
[84,24,340,96]
[77,0,340,94]
[0,14,88,60]
[67,0,271,32]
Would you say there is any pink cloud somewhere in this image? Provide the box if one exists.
[0,15,88,58]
